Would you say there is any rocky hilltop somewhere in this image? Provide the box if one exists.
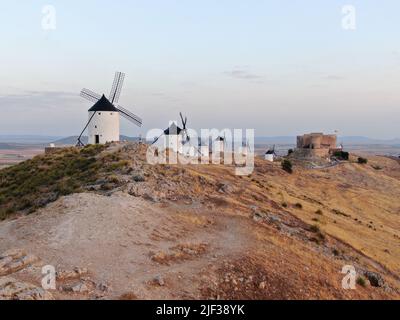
[0,142,399,299]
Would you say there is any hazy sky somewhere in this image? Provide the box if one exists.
[0,1,399,138]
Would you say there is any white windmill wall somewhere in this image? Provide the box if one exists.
[214,140,225,153]
[200,145,209,157]
[165,135,183,153]
[265,154,274,162]
[88,111,120,144]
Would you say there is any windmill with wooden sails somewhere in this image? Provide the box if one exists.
[76,71,142,146]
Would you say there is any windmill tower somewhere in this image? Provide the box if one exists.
[241,138,251,156]
[77,71,142,146]
[214,136,225,153]
[152,112,200,155]
[165,122,183,153]
[265,145,276,162]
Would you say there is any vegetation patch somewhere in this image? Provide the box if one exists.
[357,157,368,164]
[333,151,349,161]
[332,208,351,218]
[281,160,293,174]
[356,276,367,287]
[0,144,130,220]
[294,202,303,209]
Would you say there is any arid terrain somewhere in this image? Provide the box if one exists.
[0,144,43,169]
[0,143,399,300]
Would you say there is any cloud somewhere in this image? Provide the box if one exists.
[223,68,264,81]
[392,51,400,65]
[323,75,345,81]
[0,90,81,111]
[0,90,85,135]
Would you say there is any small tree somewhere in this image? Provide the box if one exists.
[357,157,368,164]
[282,159,293,173]
[287,149,294,156]
[333,151,349,160]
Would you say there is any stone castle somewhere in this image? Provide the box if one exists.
[296,133,339,158]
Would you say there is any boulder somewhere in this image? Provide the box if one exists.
[363,271,385,288]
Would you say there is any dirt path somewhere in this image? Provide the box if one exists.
[0,192,252,299]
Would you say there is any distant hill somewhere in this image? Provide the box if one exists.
[255,136,400,146]
[339,136,400,145]
[0,143,29,150]
[0,135,63,144]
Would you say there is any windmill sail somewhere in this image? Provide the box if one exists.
[109,72,125,104]
[116,105,142,127]
[80,88,101,103]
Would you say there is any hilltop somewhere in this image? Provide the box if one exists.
[0,142,399,299]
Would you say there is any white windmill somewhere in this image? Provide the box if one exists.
[76,71,142,146]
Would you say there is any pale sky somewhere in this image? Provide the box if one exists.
[0,0,399,139]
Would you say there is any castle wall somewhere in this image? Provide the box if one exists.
[297,133,336,149]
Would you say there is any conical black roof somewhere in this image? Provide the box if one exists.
[88,95,119,112]
[164,122,182,135]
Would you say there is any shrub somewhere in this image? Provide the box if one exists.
[333,151,349,161]
[108,175,120,184]
[294,202,303,209]
[287,149,294,155]
[356,277,366,287]
[310,225,320,233]
[281,159,293,174]
[281,202,288,208]
[132,174,145,182]
[315,209,323,215]
[357,157,368,164]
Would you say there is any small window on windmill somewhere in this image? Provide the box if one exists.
[98,112,101,115]
[95,125,97,128]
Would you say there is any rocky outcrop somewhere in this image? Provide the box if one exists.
[0,249,39,276]
[0,277,54,300]
[0,248,55,300]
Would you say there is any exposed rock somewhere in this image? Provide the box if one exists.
[143,193,159,203]
[363,271,385,288]
[96,281,110,292]
[34,192,58,208]
[128,185,145,197]
[73,267,88,276]
[72,282,89,293]
[252,210,281,225]
[153,275,165,286]
[0,250,39,276]
[217,182,233,194]
[56,267,88,280]
[132,173,145,182]
[0,276,54,300]
[0,249,26,260]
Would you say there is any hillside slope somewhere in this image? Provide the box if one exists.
[0,142,399,299]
